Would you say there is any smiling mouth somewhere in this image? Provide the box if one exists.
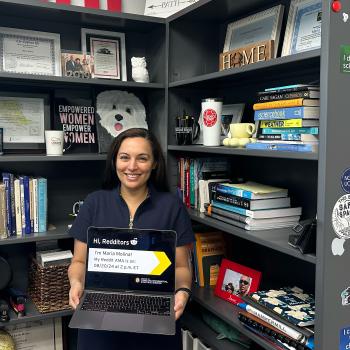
[125,173,141,179]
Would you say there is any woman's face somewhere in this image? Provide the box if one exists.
[116,137,155,192]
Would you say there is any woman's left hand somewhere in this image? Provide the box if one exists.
[174,290,190,320]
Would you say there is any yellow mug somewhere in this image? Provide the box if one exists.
[230,123,256,138]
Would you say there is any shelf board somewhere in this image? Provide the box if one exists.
[181,311,245,350]
[169,50,320,88]
[189,209,316,264]
[0,153,107,162]
[0,72,164,89]
[0,222,72,245]
[191,286,277,350]
[4,298,73,325]
[168,145,318,161]
[0,0,165,30]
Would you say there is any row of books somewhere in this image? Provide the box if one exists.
[206,181,301,231]
[238,286,315,350]
[0,173,47,238]
[246,84,320,153]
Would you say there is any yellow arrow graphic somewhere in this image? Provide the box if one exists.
[150,251,171,275]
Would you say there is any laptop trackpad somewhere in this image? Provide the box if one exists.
[102,313,144,332]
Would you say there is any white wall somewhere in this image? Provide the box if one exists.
[122,0,146,15]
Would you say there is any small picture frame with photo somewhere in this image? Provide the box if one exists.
[214,258,262,305]
[61,52,94,79]
[221,103,245,139]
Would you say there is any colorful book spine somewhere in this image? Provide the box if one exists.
[20,176,31,234]
[246,142,315,152]
[14,178,22,236]
[38,178,47,233]
[254,107,319,120]
[258,90,319,102]
[258,134,303,141]
[2,173,14,236]
[259,119,315,128]
[261,127,319,135]
[253,98,316,110]
[190,158,195,207]
[215,184,255,199]
[0,184,7,239]
[29,178,34,233]
[213,191,250,209]
[32,178,39,233]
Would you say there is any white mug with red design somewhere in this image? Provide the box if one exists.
[201,98,223,146]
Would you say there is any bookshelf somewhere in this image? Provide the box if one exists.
[0,1,347,350]
[167,1,347,350]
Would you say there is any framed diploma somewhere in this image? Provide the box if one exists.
[81,28,126,81]
[282,0,322,56]
[223,5,284,58]
[0,27,61,76]
[0,92,50,152]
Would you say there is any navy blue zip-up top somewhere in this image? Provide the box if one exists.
[69,183,194,247]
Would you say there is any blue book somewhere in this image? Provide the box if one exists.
[246,142,317,152]
[254,106,319,120]
[20,176,31,234]
[2,173,12,236]
[38,178,47,233]
[262,127,319,135]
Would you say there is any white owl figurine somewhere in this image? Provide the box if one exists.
[131,57,150,83]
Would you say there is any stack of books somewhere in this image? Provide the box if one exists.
[238,286,315,350]
[206,181,301,230]
[246,84,320,153]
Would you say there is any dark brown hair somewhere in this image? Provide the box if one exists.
[102,128,169,192]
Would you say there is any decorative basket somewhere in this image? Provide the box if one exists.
[28,258,71,313]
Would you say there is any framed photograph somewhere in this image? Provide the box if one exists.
[281,0,322,56]
[223,5,284,58]
[61,52,93,79]
[0,92,50,152]
[81,28,126,81]
[214,258,262,305]
[0,27,61,76]
[221,103,245,139]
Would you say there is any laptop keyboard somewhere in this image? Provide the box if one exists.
[81,292,171,316]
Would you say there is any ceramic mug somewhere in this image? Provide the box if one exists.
[201,98,223,146]
[45,130,72,156]
[230,123,256,138]
[175,115,200,145]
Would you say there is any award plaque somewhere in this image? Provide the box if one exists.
[282,0,322,56]
[0,27,61,76]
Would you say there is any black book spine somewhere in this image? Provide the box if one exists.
[257,90,316,101]
[213,191,251,209]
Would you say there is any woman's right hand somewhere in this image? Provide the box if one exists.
[69,280,84,309]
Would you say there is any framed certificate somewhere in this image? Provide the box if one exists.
[0,92,50,152]
[282,0,322,56]
[81,28,126,81]
[0,27,61,76]
[223,5,284,58]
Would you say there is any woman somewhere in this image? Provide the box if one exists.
[68,128,194,350]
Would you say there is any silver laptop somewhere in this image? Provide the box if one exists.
[69,227,177,335]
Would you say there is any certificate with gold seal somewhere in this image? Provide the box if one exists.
[0,27,61,76]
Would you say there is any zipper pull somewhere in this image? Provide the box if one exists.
[129,216,133,229]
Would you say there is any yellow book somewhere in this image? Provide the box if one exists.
[259,119,319,128]
[253,98,320,110]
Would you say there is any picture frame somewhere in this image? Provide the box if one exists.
[0,92,50,153]
[221,103,245,139]
[0,27,61,76]
[281,0,322,56]
[223,5,284,58]
[81,28,127,81]
[214,258,262,305]
[61,52,93,79]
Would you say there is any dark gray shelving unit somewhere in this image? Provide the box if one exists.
[166,1,345,350]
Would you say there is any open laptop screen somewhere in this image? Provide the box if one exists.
[85,227,176,293]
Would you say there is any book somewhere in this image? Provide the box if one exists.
[194,232,225,287]
[198,178,229,213]
[257,133,318,142]
[257,90,320,102]
[254,107,319,120]
[19,176,31,234]
[13,179,22,236]
[259,119,319,128]
[38,178,47,233]
[261,127,319,135]
[211,200,302,219]
[208,205,300,226]
[208,212,299,231]
[253,98,320,110]
[54,92,98,153]
[238,311,311,350]
[0,183,7,239]
[212,190,291,210]
[2,173,16,236]
[249,286,315,327]
[264,84,319,93]
[215,182,288,200]
[246,142,318,153]
[32,178,39,233]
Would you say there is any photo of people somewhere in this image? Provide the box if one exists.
[222,268,252,297]
[62,53,93,78]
